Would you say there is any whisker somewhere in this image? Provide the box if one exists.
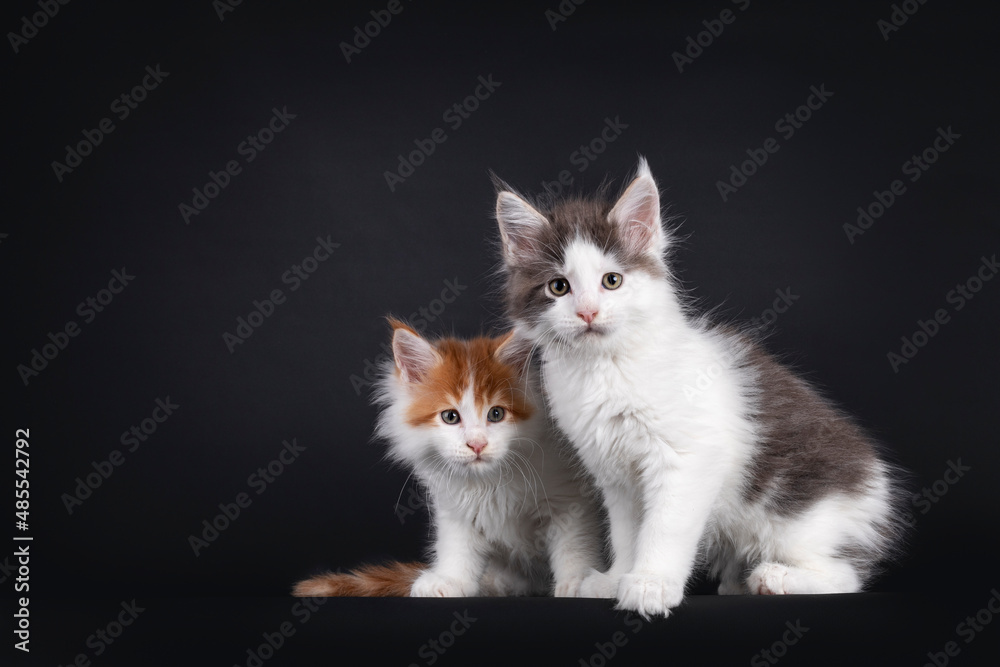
[393,470,417,517]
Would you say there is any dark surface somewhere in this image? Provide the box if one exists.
[9,592,1000,666]
[4,0,999,664]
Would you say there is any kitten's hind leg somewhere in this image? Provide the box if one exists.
[747,558,862,595]
[744,482,892,595]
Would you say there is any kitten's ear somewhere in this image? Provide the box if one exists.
[495,190,549,266]
[494,330,534,377]
[608,157,665,256]
[389,319,438,384]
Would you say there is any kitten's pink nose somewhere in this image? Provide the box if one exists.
[577,309,598,324]
[467,438,487,455]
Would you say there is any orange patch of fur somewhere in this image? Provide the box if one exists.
[403,335,534,428]
[291,561,424,597]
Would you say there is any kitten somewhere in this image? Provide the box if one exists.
[293,320,603,598]
[493,158,906,617]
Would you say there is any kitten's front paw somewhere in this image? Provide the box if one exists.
[615,573,685,618]
[410,571,477,597]
[577,569,620,598]
[747,562,790,595]
[553,570,592,597]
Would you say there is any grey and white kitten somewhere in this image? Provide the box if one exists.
[493,157,906,617]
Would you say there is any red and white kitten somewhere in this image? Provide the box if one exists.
[293,320,603,597]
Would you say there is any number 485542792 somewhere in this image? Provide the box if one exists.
[15,429,29,530]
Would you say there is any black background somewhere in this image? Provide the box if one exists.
[4,0,999,664]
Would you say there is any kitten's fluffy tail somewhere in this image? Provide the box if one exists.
[292,562,424,597]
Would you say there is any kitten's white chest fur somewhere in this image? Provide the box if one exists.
[538,265,752,493]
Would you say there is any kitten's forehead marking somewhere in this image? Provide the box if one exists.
[402,335,534,427]
[458,386,480,424]
[562,238,620,289]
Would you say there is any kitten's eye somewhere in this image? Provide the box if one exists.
[440,410,460,425]
[548,278,570,296]
[487,406,506,423]
[602,273,623,290]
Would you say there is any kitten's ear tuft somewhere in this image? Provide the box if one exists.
[495,191,549,266]
[494,330,534,377]
[608,156,665,256]
[386,316,418,337]
[390,321,438,384]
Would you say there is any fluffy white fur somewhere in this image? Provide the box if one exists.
[496,158,900,617]
[374,328,604,597]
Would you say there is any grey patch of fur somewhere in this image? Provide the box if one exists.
[738,341,879,514]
